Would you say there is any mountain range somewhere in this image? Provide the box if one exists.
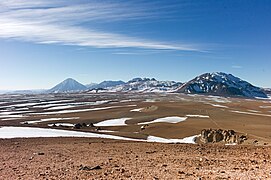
[2,72,269,98]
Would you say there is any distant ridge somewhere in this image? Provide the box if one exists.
[48,78,87,93]
[86,80,125,89]
[7,72,269,98]
[107,78,182,92]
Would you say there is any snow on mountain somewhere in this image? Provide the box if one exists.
[108,78,182,92]
[87,80,125,89]
[264,88,271,95]
[175,72,267,98]
[48,78,87,93]
[85,83,98,89]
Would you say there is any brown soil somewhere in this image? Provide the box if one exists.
[1,93,271,145]
[1,137,271,179]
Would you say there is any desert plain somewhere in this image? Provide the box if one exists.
[1,92,271,179]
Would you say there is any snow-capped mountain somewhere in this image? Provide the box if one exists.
[87,80,125,89]
[48,78,87,93]
[175,72,267,98]
[108,78,182,92]
[264,88,271,96]
[85,83,98,89]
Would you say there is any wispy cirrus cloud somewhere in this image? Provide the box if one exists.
[232,65,243,69]
[0,0,203,51]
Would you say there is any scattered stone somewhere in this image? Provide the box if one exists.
[95,127,101,131]
[79,165,102,171]
[74,123,82,129]
[141,124,149,130]
[146,151,156,154]
[89,123,95,127]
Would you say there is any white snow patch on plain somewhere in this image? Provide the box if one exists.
[48,123,74,127]
[144,99,156,102]
[1,118,21,121]
[230,110,271,117]
[209,104,229,108]
[0,110,32,115]
[247,109,261,113]
[0,126,198,144]
[147,135,198,144]
[47,105,75,110]
[138,116,187,125]
[0,114,25,119]
[94,118,132,126]
[186,115,209,118]
[206,96,231,103]
[10,102,41,107]
[259,106,271,109]
[130,108,144,112]
[120,99,139,103]
[33,104,63,108]
[0,126,136,140]
[30,105,137,115]
[97,130,117,133]
[23,117,80,124]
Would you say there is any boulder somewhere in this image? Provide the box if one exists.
[199,129,245,144]
[74,123,82,129]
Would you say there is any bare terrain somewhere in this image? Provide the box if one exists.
[1,138,271,179]
[0,92,271,179]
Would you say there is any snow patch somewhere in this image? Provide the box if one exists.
[186,115,209,118]
[138,116,187,125]
[48,123,74,127]
[147,135,198,144]
[130,108,144,112]
[31,105,137,115]
[22,117,80,124]
[47,105,75,110]
[247,109,261,113]
[230,110,271,117]
[0,114,25,119]
[206,96,231,103]
[0,126,135,140]
[209,104,229,108]
[94,118,131,126]
[0,126,198,144]
[259,106,271,109]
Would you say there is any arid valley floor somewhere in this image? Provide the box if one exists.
[1,92,271,179]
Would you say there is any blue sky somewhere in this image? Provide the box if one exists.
[0,0,270,90]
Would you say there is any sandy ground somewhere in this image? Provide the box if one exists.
[1,137,271,180]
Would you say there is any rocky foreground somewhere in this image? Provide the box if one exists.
[0,138,271,179]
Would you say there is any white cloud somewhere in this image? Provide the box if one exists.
[232,65,243,69]
[0,0,202,51]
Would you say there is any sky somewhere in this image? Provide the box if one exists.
[0,0,271,90]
